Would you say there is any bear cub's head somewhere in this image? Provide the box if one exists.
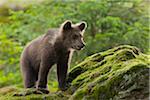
[60,20,87,50]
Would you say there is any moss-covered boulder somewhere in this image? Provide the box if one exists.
[66,45,149,100]
[0,45,149,100]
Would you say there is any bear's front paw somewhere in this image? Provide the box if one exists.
[59,87,68,91]
[59,83,70,91]
[37,88,49,94]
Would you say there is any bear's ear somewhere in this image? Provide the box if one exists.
[78,21,87,31]
[62,20,72,30]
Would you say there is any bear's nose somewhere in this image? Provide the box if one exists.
[80,43,85,48]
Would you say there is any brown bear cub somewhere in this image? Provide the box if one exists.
[20,20,87,94]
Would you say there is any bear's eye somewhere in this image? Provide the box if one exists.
[72,35,78,40]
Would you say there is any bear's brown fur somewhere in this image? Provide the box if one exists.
[20,20,87,93]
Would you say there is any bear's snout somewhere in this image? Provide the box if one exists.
[80,43,85,48]
[77,43,85,50]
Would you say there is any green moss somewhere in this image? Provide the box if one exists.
[68,45,149,100]
[0,45,149,99]
[0,87,69,100]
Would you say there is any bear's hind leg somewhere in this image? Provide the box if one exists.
[24,67,37,88]
[21,60,37,88]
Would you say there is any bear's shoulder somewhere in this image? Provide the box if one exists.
[43,28,59,45]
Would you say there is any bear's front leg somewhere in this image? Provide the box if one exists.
[37,61,51,94]
[57,58,69,91]
[37,48,56,94]
[37,50,53,94]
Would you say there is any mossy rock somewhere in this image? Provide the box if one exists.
[0,45,149,100]
[66,45,149,100]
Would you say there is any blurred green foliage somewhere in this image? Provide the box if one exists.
[0,34,22,87]
[0,0,149,88]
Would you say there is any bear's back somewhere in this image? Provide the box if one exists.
[21,28,59,67]
[26,28,59,53]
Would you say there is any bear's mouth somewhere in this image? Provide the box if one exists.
[72,45,84,50]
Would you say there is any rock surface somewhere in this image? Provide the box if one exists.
[66,45,149,100]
